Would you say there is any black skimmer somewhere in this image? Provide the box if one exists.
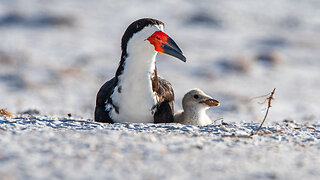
[95,18,186,123]
[174,89,220,126]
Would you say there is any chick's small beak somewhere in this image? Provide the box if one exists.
[200,98,220,107]
[147,31,186,62]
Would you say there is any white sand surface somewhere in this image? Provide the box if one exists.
[0,115,319,180]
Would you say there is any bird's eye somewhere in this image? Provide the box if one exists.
[156,36,161,40]
[193,95,199,99]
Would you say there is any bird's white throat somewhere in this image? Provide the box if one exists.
[107,42,158,123]
[106,25,164,123]
[182,107,212,126]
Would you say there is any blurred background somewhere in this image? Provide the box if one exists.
[0,0,319,122]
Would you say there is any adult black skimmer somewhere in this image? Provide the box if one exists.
[95,18,186,123]
[174,89,220,126]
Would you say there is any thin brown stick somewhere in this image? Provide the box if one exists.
[0,109,12,117]
[250,88,276,136]
[249,93,270,101]
[213,118,224,124]
[222,134,253,138]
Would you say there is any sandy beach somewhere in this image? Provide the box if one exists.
[0,115,319,180]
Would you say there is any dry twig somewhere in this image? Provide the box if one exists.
[221,88,276,139]
[249,93,270,101]
[213,118,224,124]
[0,109,13,117]
[250,88,276,136]
[222,134,253,138]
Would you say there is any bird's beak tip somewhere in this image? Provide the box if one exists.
[202,99,220,107]
[181,56,187,62]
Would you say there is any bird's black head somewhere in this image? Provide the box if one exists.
[116,18,186,78]
[120,18,186,62]
[121,18,164,53]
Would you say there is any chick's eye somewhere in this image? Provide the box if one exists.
[193,95,199,99]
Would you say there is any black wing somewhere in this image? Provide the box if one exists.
[94,77,116,123]
[153,77,175,123]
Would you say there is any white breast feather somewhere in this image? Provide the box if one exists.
[106,25,163,123]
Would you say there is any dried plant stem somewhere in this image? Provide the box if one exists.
[249,93,270,101]
[251,88,276,136]
[221,88,276,138]
[0,109,13,117]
